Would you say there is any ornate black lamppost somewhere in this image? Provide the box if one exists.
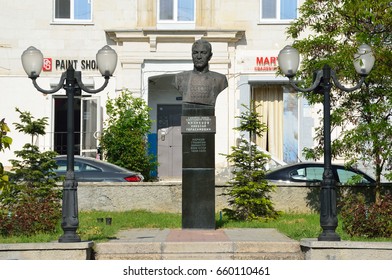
[21,45,117,242]
[278,44,375,241]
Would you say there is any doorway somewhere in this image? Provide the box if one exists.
[53,96,100,157]
[157,104,182,179]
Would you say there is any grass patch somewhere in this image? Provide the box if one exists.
[77,210,181,241]
[1,210,392,243]
[0,210,181,243]
[218,213,322,240]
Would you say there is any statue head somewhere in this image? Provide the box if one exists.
[192,39,213,72]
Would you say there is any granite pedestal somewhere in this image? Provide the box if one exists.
[181,103,216,229]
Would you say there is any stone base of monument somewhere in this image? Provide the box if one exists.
[181,103,216,229]
[94,228,304,260]
[182,168,215,229]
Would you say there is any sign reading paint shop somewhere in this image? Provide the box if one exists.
[42,58,98,72]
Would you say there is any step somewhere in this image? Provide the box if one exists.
[93,228,304,260]
[94,241,303,260]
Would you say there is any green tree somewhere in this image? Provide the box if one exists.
[10,108,59,195]
[0,109,61,236]
[286,0,392,203]
[100,89,156,181]
[223,105,280,221]
[0,118,12,191]
[14,107,47,145]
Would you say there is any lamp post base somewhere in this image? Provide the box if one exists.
[59,175,80,243]
[318,230,341,241]
[59,231,81,243]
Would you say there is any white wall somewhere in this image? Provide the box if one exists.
[0,0,317,179]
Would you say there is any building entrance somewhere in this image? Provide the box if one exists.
[157,104,182,179]
[53,96,100,157]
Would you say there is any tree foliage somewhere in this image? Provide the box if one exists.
[100,89,157,181]
[0,118,12,191]
[223,105,280,221]
[14,107,47,145]
[287,0,392,202]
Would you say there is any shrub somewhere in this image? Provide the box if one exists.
[0,188,61,236]
[0,118,12,191]
[100,89,157,181]
[340,193,392,238]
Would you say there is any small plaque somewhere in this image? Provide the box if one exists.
[181,116,216,133]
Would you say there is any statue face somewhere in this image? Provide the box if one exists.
[192,43,212,71]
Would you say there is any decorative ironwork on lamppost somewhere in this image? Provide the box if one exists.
[278,44,375,241]
[21,45,117,242]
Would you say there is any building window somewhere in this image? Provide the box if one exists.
[157,0,196,29]
[253,84,313,164]
[54,0,92,23]
[260,0,297,22]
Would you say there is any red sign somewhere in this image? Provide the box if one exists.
[254,56,278,71]
[43,58,52,72]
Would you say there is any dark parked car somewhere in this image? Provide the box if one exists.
[54,155,144,182]
[265,162,375,185]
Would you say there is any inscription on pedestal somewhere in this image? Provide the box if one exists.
[181,116,216,133]
[182,134,214,168]
[191,138,207,153]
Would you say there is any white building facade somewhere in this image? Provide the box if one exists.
[1,0,316,181]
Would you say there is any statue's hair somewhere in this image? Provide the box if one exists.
[192,39,212,53]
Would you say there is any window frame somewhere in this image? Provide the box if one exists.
[53,0,93,24]
[157,0,196,30]
[259,0,298,24]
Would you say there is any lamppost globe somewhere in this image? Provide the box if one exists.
[277,45,300,77]
[21,46,43,78]
[354,44,375,76]
[96,45,118,77]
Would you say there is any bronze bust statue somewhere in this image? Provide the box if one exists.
[174,39,228,107]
